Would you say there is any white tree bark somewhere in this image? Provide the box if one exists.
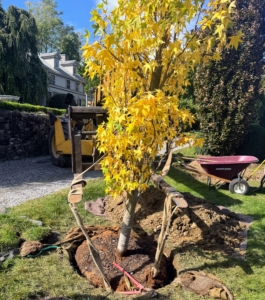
[116,189,139,256]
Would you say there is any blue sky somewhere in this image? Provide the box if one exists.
[2,0,118,40]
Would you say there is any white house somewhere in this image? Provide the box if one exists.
[39,52,88,106]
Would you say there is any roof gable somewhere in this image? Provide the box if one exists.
[40,52,61,60]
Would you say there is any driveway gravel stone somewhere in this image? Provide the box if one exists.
[0,156,102,210]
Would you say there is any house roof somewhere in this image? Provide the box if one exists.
[40,52,61,59]
[60,60,77,66]
[39,52,84,82]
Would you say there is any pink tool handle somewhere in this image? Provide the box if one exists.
[112,261,144,290]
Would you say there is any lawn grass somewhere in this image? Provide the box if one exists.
[0,165,265,299]
[174,144,197,157]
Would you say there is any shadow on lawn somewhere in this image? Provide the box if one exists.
[172,249,254,275]
[167,166,243,207]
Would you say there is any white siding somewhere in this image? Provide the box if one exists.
[40,52,87,106]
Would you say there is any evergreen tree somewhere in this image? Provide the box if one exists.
[195,0,265,155]
[0,6,47,104]
[258,76,265,127]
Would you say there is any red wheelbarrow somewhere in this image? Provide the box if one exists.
[177,155,265,195]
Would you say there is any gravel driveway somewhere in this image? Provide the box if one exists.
[0,142,191,211]
[0,156,102,210]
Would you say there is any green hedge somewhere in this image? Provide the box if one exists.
[236,125,265,161]
[0,101,64,115]
[48,93,77,109]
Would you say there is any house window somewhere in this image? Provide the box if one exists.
[66,80,70,89]
[76,82,79,91]
[49,74,55,85]
[55,59,59,68]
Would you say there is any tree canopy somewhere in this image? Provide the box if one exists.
[57,25,82,61]
[194,0,265,155]
[26,0,63,53]
[83,0,237,196]
[26,0,82,60]
[0,5,47,104]
[83,0,237,256]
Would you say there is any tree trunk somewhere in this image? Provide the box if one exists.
[116,189,139,256]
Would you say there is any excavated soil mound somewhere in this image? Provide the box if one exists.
[75,228,169,290]
[104,187,248,256]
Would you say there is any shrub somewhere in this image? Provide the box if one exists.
[236,125,265,161]
[48,93,77,109]
[0,101,64,115]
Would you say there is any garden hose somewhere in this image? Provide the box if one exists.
[27,245,58,258]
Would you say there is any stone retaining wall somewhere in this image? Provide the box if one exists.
[0,109,50,160]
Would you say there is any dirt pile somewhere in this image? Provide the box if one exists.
[104,187,248,256]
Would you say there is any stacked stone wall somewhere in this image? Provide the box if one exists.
[0,109,50,160]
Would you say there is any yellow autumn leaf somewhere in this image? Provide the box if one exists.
[228,31,243,50]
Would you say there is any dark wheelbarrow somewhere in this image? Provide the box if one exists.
[178,155,265,195]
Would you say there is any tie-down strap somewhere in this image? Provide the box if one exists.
[68,177,87,204]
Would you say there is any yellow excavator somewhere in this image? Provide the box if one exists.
[48,92,107,169]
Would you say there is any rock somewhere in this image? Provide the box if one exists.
[0,248,20,262]
[0,207,7,214]
[20,216,43,226]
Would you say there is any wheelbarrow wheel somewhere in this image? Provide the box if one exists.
[229,178,249,195]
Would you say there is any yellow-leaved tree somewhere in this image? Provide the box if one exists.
[83,0,236,257]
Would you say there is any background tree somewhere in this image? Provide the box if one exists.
[178,70,200,130]
[0,5,47,104]
[57,25,82,61]
[194,0,265,156]
[26,0,63,53]
[78,62,99,95]
[83,0,236,257]
[26,0,82,59]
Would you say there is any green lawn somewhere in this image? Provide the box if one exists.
[0,166,265,300]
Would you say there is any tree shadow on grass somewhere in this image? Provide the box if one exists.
[170,246,254,276]
[166,166,243,207]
